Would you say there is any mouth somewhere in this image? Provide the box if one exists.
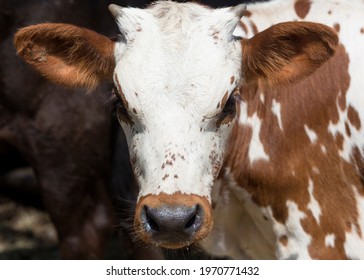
[154,241,193,249]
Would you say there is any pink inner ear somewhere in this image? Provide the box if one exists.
[14,23,115,89]
[241,21,338,87]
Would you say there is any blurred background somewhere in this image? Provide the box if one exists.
[0,0,264,259]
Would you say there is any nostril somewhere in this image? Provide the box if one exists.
[184,214,196,230]
[140,203,204,242]
[144,206,160,232]
[137,195,211,247]
[184,205,199,230]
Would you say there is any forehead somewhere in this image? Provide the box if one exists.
[113,2,241,108]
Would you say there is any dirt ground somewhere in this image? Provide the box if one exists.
[0,197,59,259]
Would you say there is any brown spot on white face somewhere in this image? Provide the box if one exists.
[279,235,288,246]
[134,192,213,248]
[334,23,340,32]
[294,0,312,19]
[230,76,235,85]
[212,30,219,40]
[244,10,252,17]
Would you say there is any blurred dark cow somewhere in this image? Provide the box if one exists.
[0,0,120,259]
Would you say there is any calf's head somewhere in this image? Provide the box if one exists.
[14,1,338,249]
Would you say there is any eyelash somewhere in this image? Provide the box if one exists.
[222,88,240,115]
[112,86,129,117]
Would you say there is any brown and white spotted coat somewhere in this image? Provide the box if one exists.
[201,0,364,259]
[13,1,364,259]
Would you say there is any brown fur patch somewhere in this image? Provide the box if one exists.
[348,105,361,130]
[345,122,351,137]
[14,23,115,89]
[250,21,259,35]
[352,147,364,189]
[294,0,312,19]
[239,21,248,34]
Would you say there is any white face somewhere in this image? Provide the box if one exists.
[112,2,243,202]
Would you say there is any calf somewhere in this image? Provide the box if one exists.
[14,0,364,259]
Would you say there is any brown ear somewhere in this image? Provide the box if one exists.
[241,21,338,86]
[14,23,115,89]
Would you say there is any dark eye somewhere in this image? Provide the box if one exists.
[222,89,240,115]
[112,86,132,124]
[112,87,127,111]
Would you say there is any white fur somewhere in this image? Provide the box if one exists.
[307,179,321,224]
[113,1,242,200]
[272,99,283,131]
[241,110,270,163]
[274,201,312,259]
[200,171,276,259]
[321,145,327,154]
[325,234,336,248]
[344,186,364,259]
[304,125,318,144]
